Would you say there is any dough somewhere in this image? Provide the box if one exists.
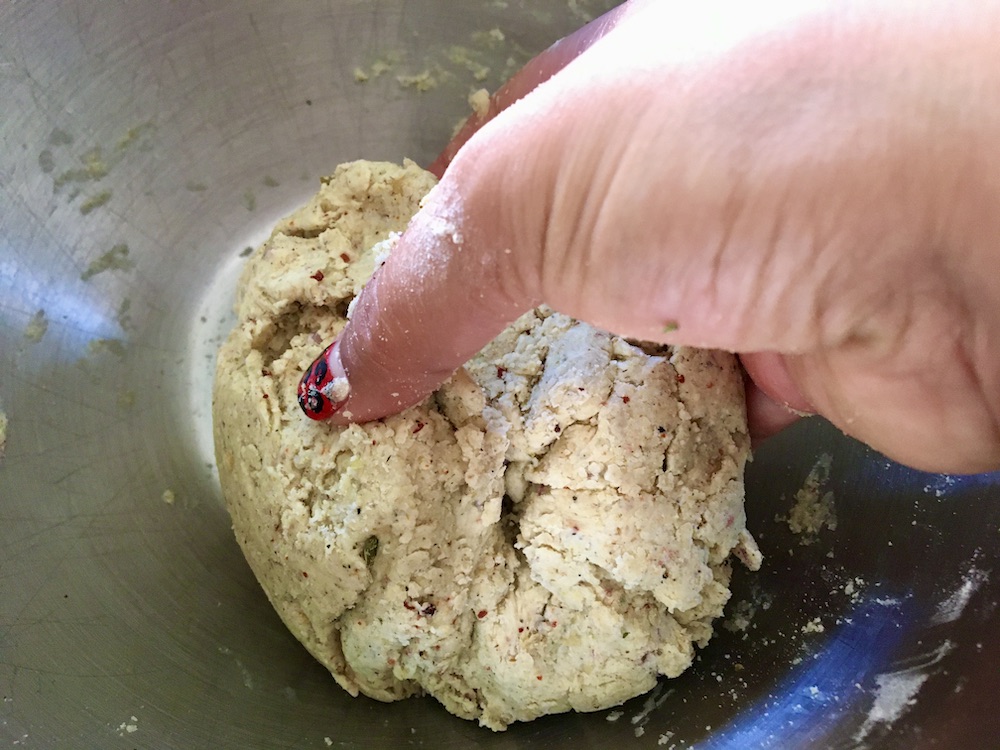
[213,160,761,730]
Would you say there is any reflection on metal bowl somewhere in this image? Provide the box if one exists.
[2,1,999,747]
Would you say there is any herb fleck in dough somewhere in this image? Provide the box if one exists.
[213,160,761,730]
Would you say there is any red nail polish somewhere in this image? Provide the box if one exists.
[297,340,350,421]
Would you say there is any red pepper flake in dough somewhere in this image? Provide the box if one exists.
[496,366,507,378]
[340,253,351,263]
[310,270,325,282]
[413,421,425,434]
[477,610,487,619]
[301,571,308,578]
[622,396,630,404]
[536,675,543,681]
[676,373,686,383]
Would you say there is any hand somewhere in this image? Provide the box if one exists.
[304,0,1000,474]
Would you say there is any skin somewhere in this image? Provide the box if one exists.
[320,0,1000,474]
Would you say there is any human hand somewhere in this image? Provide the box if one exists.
[301,0,1000,474]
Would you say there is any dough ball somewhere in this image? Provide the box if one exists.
[213,160,761,730]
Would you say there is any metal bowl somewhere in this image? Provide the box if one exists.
[3,2,999,747]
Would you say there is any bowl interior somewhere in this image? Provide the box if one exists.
[2,1,1000,748]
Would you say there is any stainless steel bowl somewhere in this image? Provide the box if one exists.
[3,2,1000,747]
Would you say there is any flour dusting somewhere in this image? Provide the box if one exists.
[931,567,989,625]
[854,640,954,743]
[630,683,674,737]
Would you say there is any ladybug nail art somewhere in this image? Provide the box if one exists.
[298,341,349,420]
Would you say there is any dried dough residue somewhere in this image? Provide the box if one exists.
[23,310,48,343]
[787,453,836,544]
[81,244,133,281]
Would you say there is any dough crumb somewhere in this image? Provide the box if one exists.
[802,617,825,634]
[162,489,176,505]
[320,376,349,403]
[0,410,8,457]
[116,716,139,736]
[841,576,866,604]
[468,87,491,118]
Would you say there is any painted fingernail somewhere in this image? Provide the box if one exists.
[297,339,351,421]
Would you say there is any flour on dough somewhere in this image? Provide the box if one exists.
[213,160,761,730]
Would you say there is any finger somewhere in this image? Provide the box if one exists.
[306,0,1000,477]
[319,181,537,424]
[318,2,663,424]
[428,0,639,178]
[311,0,804,425]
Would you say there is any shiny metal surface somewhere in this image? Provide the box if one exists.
[2,2,1000,747]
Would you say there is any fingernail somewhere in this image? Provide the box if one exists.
[297,339,351,421]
